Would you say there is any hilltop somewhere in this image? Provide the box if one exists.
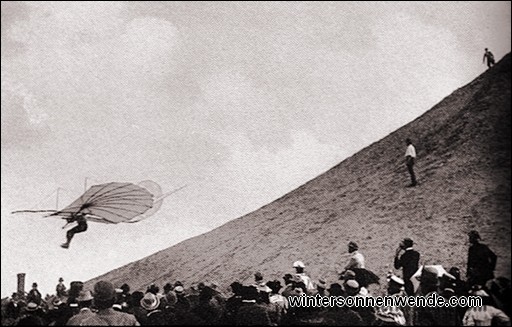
[87,54,511,292]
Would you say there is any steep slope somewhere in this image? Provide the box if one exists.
[88,54,511,293]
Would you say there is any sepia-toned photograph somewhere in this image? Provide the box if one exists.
[1,1,510,326]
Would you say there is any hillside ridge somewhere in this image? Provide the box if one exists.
[87,53,511,293]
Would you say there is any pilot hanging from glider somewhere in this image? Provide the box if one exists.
[60,212,88,248]
[12,182,187,249]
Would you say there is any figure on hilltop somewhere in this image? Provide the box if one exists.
[483,48,495,68]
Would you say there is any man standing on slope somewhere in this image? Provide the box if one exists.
[467,230,497,287]
[405,138,418,187]
[483,48,495,68]
[394,238,420,296]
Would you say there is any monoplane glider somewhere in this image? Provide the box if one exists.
[12,181,186,249]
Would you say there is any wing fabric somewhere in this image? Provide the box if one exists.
[52,182,154,224]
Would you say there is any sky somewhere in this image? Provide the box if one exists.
[1,1,511,297]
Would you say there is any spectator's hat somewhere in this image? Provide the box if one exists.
[26,302,38,311]
[52,298,63,307]
[468,230,481,240]
[140,292,160,311]
[120,283,130,292]
[327,283,343,296]
[254,272,263,280]
[403,238,413,247]
[58,277,64,282]
[93,281,116,302]
[293,260,305,268]
[348,241,359,250]
[345,279,360,290]
[389,275,405,286]
[165,291,177,306]
[241,286,259,301]
[342,269,356,280]
[174,286,184,294]
[266,280,282,293]
[163,283,173,293]
[317,279,327,289]
[471,289,489,297]
[77,290,93,302]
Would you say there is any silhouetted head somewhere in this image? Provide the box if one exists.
[401,238,413,249]
[328,283,344,296]
[449,267,461,280]
[254,272,263,282]
[406,138,412,145]
[230,281,243,295]
[266,280,282,294]
[468,230,481,244]
[348,241,359,253]
[485,48,488,51]
[93,281,116,310]
[293,260,305,273]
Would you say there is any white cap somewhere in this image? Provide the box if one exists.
[472,289,489,297]
[389,275,405,286]
[293,260,305,268]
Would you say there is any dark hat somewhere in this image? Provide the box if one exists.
[58,277,64,282]
[165,291,177,306]
[348,241,358,250]
[147,284,160,294]
[254,272,263,280]
[420,267,439,285]
[317,279,327,289]
[93,281,116,302]
[468,230,481,240]
[174,281,183,287]
[163,283,173,293]
[120,283,130,292]
[266,280,282,293]
[32,282,38,287]
[77,290,94,302]
[403,238,413,247]
[241,286,259,301]
[327,283,343,296]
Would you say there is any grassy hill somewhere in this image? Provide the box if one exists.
[87,54,511,293]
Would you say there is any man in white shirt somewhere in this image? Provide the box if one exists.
[405,138,417,187]
[345,241,365,270]
[292,260,316,293]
